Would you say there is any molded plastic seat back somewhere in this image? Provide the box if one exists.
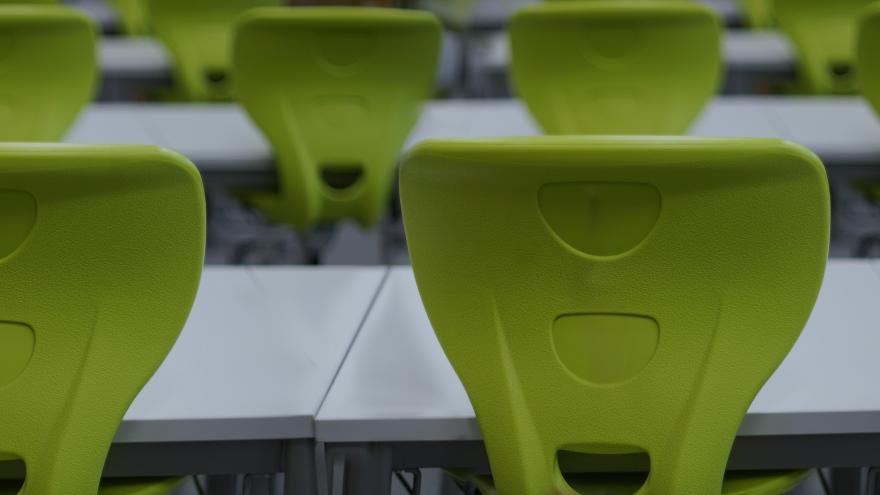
[738,0,774,28]
[0,145,205,494]
[108,0,151,35]
[774,0,873,94]
[0,7,95,141]
[234,7,441,229]
[858,3,880,114]
[149,0,281,101]
[401,137,829,495]
[510,2,721,135]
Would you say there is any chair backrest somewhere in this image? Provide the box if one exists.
[858,2,880,113]
[401,137,829,495]
[108,0,151,35]
[233,7,440,229]
[0,145,205,494]
[774,0,873,94]
[148,0,281,101]
[738,0,774,28]
[510,2,721,135]
[0,6,95,141]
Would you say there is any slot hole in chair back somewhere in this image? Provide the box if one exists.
[321,163,364,194]
[557,448,650,493]
[0,454,25,492]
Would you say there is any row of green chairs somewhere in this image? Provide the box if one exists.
[5,1,880,239]
[0,5,442,233]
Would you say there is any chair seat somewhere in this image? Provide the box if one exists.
[0,477,183,495]
[466,470,809,495]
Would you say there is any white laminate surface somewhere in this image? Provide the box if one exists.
[476,30,795,74]
[316,261,880,443]
[99,38,171,79]
[63,98,880,176]
[116,266,387,443]
[762,97,880,166]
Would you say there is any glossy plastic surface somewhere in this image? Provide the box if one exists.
[401,137,829,495]
[774,0,873,94]
[0,6,95,141]
[0,145,205,494]
[149,0,281,101]
[108,0,150,35]
[234,7,441,229]
[510,2,721,135]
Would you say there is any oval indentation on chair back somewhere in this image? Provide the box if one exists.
[552,314,659,385]
[538,182,660,257]
[579,22,643,70]
[0,321,35,388]
[0,190,37,261]
[313,31,376,77]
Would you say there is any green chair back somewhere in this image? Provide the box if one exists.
[0,145,205,494]
[233,7,441,230]
[509,2,721,135]
[0,0,58,4]
[108,0,151,36]
[859,2,880,112]
[401,137,829,495]
[0,6,95,141]
[774,0,873,94]
[738,0,774,28]
[148,0,281,101]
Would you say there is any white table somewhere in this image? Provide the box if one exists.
[468,30,796,96]
[63,97,880,189]
[96,34,462,101]
[103,266,387,493]
[316,260,880,491]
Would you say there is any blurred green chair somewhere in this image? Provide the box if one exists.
[233,7,441,231]
[148,0,282,101]
[738,0,774,28]
[108,0,151,35]
[0,0,58,4]
[510,2,722,135]
[774,0,874,94]
[401,137,829,495]
[853,2,880,255]
[0,6,95,141]
[0,146,204,493]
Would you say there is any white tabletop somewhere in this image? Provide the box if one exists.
[100,38,171,80]
[116,265,387,443]
[316,260,880,443]
[474,30,795,75]
[64,97,880,181]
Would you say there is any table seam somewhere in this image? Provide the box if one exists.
[314,266,392,417]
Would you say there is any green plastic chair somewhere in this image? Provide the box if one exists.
[738,0,774,28]
[107,0,151,36]
[509,2,722,135]
[774,0,874,94]
[854,2,880,254]
[233,7,441,230]
[0,0,58,4]
[0,6,96,141]
[148,0,282,101]
[401,137,829,495]
[0,145,205,494]
[858,2,880,108]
